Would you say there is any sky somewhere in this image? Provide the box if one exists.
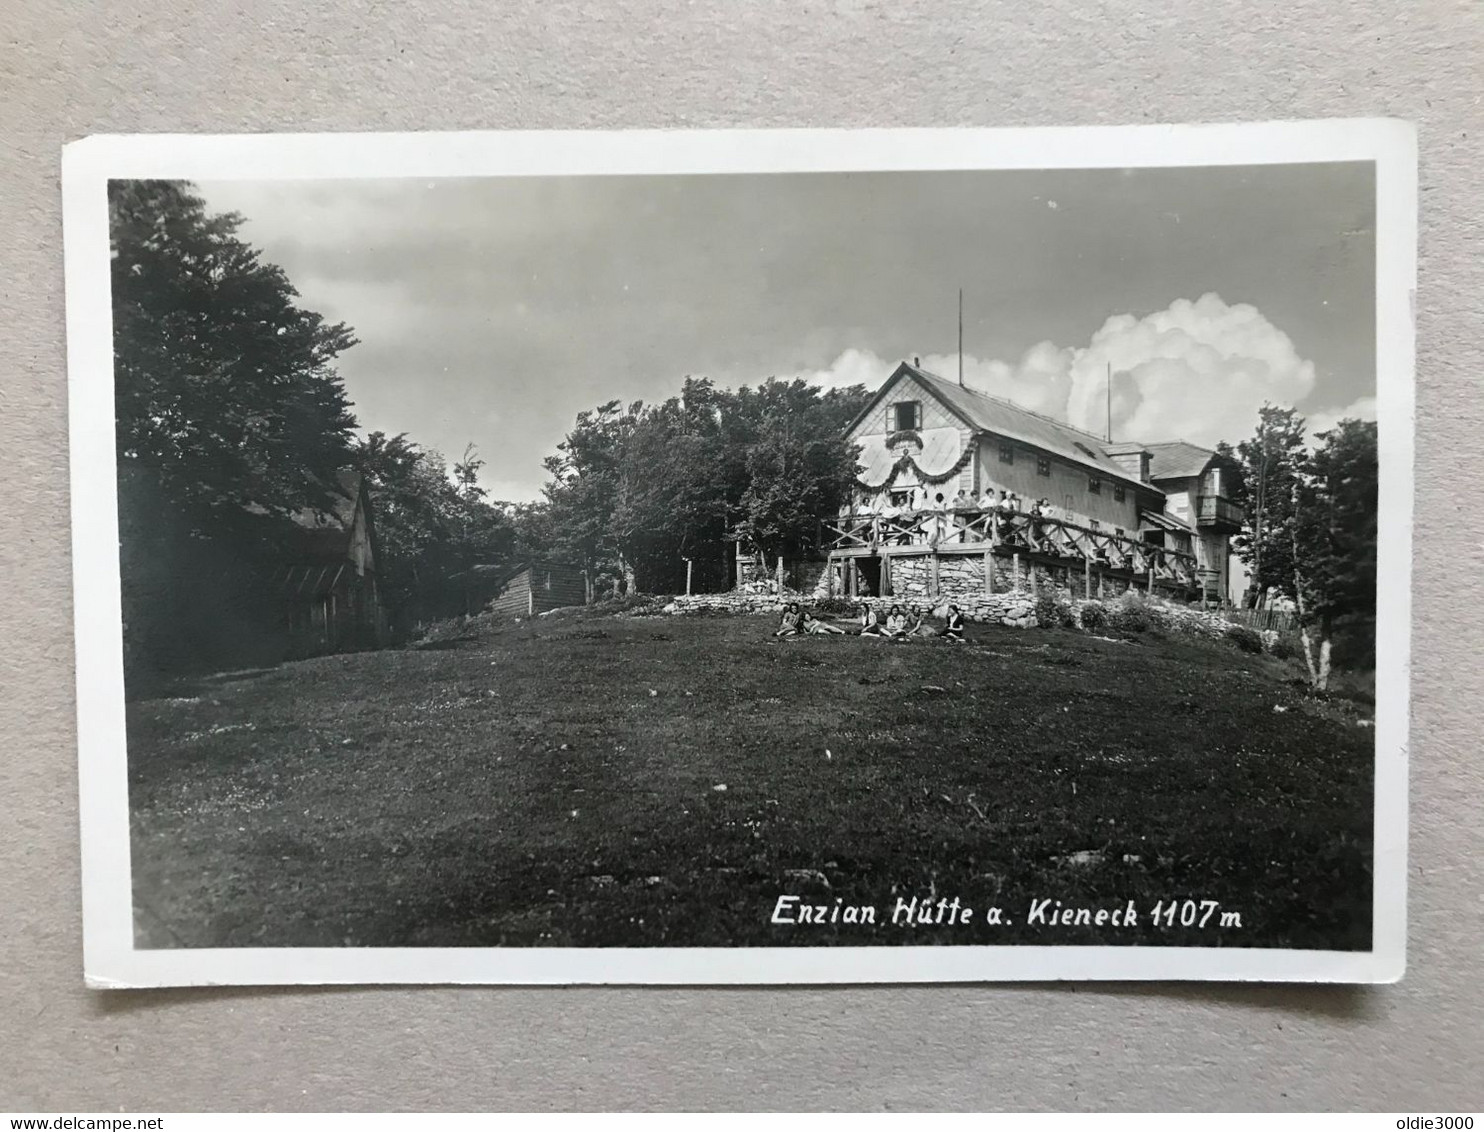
[198,163,1376,502]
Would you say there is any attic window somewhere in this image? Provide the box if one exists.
[893,401,921,432]
[999,444,1014,465]
[1036,456,1051,477]
[1088,477,1102,494]
[1113,484,1126,503]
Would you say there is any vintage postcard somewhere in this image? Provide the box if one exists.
[63,122,1415,986]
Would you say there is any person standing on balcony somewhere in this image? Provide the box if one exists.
[1000,492,1024,546]
[1028,498,1047,552]
[951,487,973,542]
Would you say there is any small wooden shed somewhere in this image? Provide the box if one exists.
[483,560,590,618]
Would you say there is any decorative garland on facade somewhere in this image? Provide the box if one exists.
[854,445,974,493]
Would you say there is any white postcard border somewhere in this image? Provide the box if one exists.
[64,120,1415,987]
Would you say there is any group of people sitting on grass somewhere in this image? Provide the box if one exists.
[773,602,967,642]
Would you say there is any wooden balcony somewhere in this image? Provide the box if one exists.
[1196,494,1243,532]
[824,507,1200,589]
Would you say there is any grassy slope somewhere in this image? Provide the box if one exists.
[127,612,1374,950]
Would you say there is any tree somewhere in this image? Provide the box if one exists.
[110,180,360,679]
[111,180,358,532]
[1233,405,1308,608]
[538,399,645,591]
[453,443,488,502]
[732,380,868,563]
[530,377,870,595]
[1289,420,1378,690]
[1214,440,1249,512]
[355,432,514,627]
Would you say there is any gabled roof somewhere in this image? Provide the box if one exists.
[1140,508,1194,534]
[850,361,1154,493]
[287,470,369,563]
[1143,440,1225,482]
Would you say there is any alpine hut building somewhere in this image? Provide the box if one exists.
[826,360,1241,605]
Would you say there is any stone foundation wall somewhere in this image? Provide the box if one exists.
[883,554,1163,602]
[666,582,1282,650]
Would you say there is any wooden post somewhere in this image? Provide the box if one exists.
[826,555,835,598]
[930,551,940,598]
[776,555,784,593]
[983,549,993,595]
[882,552,892,597]
[1084,556,1092,600]
[1147,565,1155,596]
[1030,559,1038,596]
[685,558,693,596]
[1012,551,1022,591]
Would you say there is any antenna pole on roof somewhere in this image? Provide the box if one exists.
[958,288,964,387]
[1106,361,1113,443]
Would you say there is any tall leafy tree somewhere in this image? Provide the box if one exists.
[1214,440,1249,512]
[1288,420,1378,690]
[732,380,868,563]
[538,399,645,591]
[111,180,358,531]
[1233,405,1308,608]
[110,180,360,678]
[526,376,869,594]
[355,432,514,626]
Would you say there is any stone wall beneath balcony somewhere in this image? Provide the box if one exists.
[882,553,1151,604]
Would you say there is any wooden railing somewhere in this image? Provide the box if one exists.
[1196,494,1244,529]
[825,507,1200,588]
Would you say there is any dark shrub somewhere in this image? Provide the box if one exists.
[1034,594,1070,629]
[1226,624,1264,653]
[1078,602,1107,631]
[1270,632,1300,660]
[813,596,859,617]
[1108,603,1150,634]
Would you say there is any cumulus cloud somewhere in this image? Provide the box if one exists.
[1305,396,1377,443]
[806,294,1329,448]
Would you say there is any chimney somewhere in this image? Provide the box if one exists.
[913,356,920,367]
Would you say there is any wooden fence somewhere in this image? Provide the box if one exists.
[1222,607,1298,633]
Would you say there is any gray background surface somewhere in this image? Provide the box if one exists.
[2,0,1480,1112]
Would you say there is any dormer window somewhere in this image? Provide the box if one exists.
[1113,485,1126,503]
[999,444,1014,465]
[1088,477,1101,494]
[893,401,921,432]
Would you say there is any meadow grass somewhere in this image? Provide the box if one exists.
[127,611,1374,950]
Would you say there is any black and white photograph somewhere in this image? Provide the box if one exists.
[63,123,1414,986]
